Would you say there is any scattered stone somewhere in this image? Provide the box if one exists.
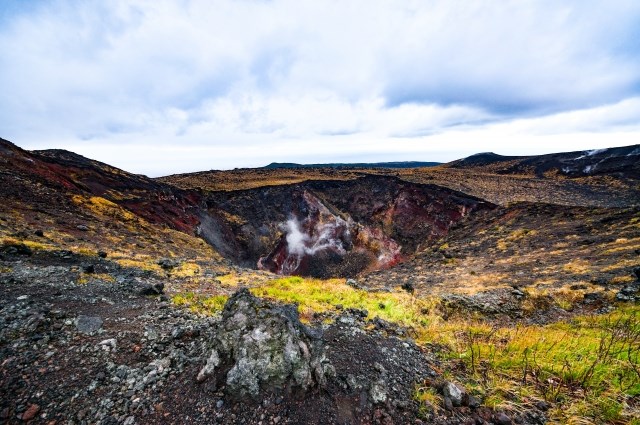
[98,251,108,258]
[535,400,551,411]
[21,404,40,421]
[468,395,481,408]
[511,288,525,298]
[583,292,600,304]
[57,250,73,259]
[346,308,368,318]
[17,295,28,301]
[157,258,180,270]
[346,278,362,289]
[620,285,639,295]
[2,243,32,256]
[76,224,89,231]
[616,284,639,302]
[83,264,95,274]
[493,412,512,425]
[139,282,164,296]
[76,315,103,334]
[401,282,415,293]
[443,396,454,411]
[98,338,117,351]
[443,381,465,407]
[616,292,634,302]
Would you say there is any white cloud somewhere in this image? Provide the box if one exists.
[0,0,639,175]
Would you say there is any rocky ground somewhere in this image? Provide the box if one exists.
[0,249,550,424]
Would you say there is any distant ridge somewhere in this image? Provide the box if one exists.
[263,161,441,169]
[446,152,525,168]
[445,144,640,179]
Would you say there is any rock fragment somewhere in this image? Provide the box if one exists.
[139,281,164,296]
[443,381,465,407]
[76,315,103,334]
[494,412,513,425]
[157,258,180,270]
[21,404,40,421]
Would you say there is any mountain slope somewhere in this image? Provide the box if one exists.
[1,138,639,424]
[447,145,640,179]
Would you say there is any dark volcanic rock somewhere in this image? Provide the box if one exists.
[401,281,415,293]
[75,315,103,334]
[616,283,640,302]
[139,281,165,296]
[494,412,513,425]
[197,289,334,398]
[157,258,181,270]
[1,243,32,257]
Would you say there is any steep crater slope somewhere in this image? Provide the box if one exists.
[0,138,203,234]
[199,176,494,278]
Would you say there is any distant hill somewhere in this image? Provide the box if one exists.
[446,152,525,168]
[263,161,441,169]
[446,145,640,179]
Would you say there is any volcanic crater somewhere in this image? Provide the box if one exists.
[198,176,493,278]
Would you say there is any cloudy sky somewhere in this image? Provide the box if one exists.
[1,0,639,176]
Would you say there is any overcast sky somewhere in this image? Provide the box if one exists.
[1,1,639,176]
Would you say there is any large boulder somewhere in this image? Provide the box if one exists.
[197,289,334,398]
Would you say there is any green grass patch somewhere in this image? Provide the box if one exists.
[172,292,228,315]
[250,276,433,327]
[447,306,640,423]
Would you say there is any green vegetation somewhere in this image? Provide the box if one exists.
[251,276,433,326]
[1,236,55,252]
[438,306,640,423]
[172,276,640,423]
[172,291,228,314]
[414,385,441,417]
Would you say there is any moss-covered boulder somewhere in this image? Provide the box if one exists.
[197,289,334,398]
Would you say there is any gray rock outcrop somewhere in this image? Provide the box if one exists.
[197,289,334,398]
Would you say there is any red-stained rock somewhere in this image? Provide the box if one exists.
[21,404,40,421]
